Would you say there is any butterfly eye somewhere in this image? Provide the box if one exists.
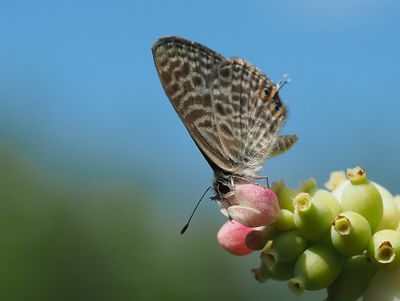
[274,101,281,112]
[261,85,277,101]
[263,86,272,97]
[217,182,231,195]
[270,98,284,116]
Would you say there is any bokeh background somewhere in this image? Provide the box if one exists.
[1,1,399,300]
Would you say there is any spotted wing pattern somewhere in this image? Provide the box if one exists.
[152,36,236,172]
[152,36,296,177]
[270,135,298,157]
[212,58,289,176]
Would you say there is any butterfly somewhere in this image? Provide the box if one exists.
[152,36,297,218]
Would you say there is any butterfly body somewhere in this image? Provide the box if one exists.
[152,36,297,200]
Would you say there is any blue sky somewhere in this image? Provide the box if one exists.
[1,0,400,208]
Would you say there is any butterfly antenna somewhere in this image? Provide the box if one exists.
[276,74,291,93]
[180,186,212,235]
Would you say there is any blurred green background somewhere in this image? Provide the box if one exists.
[1,1,400,300]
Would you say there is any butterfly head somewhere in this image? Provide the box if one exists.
[216,181,231,195]
[212,177,233,201]
[259,83,286,119]
[212,174,253,201]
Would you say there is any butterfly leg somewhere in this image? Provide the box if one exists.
[222,198,233,222]
[231,175,269,188]
[211,193,233,222]
[255,176,269,188]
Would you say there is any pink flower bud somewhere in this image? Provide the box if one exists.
[219,183,280,227]
[245,226,269,250]
[217,221,254,256]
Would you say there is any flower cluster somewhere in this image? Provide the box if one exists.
[217,167,400,300]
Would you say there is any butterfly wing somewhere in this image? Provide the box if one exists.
[152,36,236,173]
[211,58,295,176]
[153,36,297,178]
[270,135,298,157]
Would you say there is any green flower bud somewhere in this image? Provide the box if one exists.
[251,261,269,283]
[396,195,400,231]
[272,180,298,212]
[331,179,349,200]
[326,254,374,301]
[277,209,296,230]
[289,244,344,293]
[347,166,367,183]
[325,171,346,191]
[331,211,372,256]
[252,260,294,283]
[375,182,400,231]
[368,229,400,270]
[262,230,307,263]
[340,167,383,232]
[293,192,335,240]
[299,177,318,194]
[265,259,295,281]
[363,269,400,301]
[262,223,281,240]
[260,241,296,281]
[313,189,342,217]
